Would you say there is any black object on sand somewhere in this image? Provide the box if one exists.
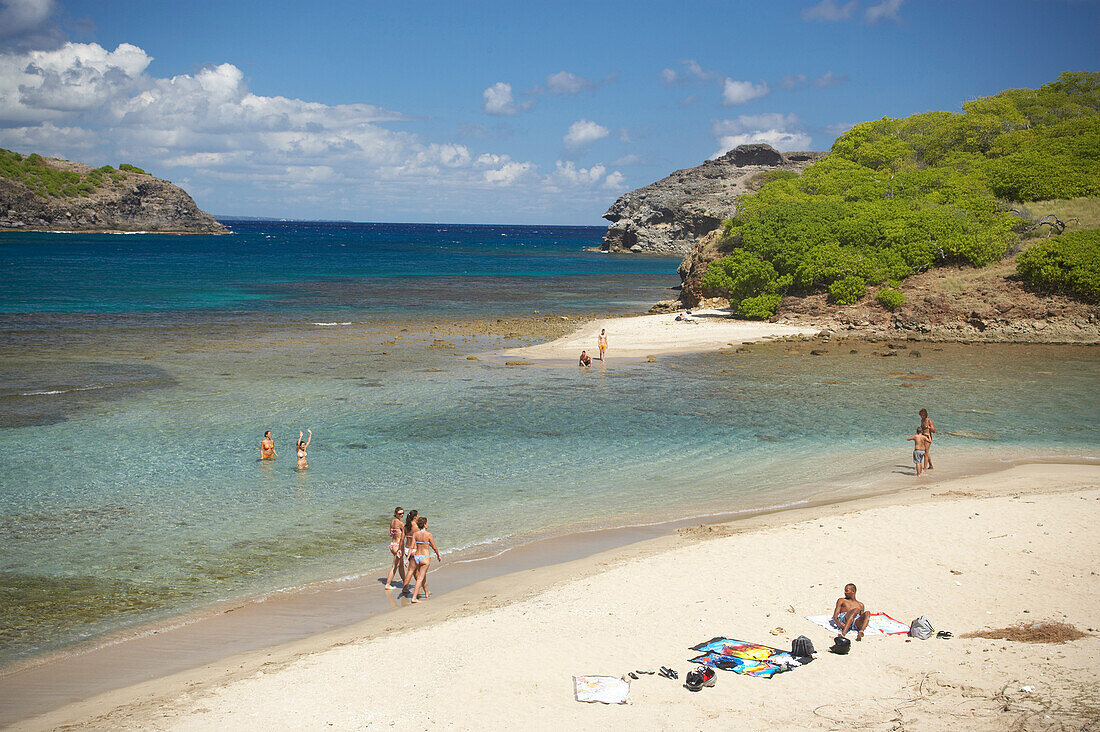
[829,635,852,655]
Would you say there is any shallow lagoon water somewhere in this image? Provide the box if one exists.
[1,222,1097,666]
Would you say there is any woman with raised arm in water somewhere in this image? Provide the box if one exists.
[296,429,311,470]
[919,409,936,470]
[409,516,441,603]
[401,509,419,595]
[383,506,405,590]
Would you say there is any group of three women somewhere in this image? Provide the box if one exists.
[384,507,441,602]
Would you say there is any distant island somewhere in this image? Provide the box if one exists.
[0,149,226,234]
[604,72,1099,343]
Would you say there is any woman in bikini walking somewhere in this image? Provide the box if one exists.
[401,509,418,595]
[383,507,405,590]
[409,516,441,604]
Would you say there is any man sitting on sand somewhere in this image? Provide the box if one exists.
[907,428,931,476]
[832,583,870,640]
[579,350,592,367]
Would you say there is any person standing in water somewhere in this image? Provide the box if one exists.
[919,408,936,470]
[597,329,608,361]
[296,429,311,470]
[409,516,441,604]
[260,431,277,460]
[384,507,405,590]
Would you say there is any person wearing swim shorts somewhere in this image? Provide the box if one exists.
[260,431,277,460]
[919,408,936,471]
[832,583,870,641]
[409,516,441,604]
[384,507,405,590]
[597,329,608,361]
[907,428,931,476]
[579,350,591,367]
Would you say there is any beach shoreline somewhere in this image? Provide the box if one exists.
[6,456,1098,730]
[493,308,822,364]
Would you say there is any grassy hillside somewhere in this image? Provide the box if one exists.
[0,148,148,198]
[702,72,1100,317]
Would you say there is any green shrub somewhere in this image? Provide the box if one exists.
[118,163,147,175]
[738,294,782,319]
[701,72,1097,309]
[829,275,867,304]
[1016,229,1100,300]
[876,287,906,311]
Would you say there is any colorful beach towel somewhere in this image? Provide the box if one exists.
[806,612,910,638]
[688,638,802,679]
[573,675,630,704]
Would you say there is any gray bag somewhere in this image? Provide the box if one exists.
[909,616,934,639]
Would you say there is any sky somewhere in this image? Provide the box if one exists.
[0,0,1096,225]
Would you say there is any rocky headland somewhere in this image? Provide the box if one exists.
[599,144,825,255]
[0,150,226,234]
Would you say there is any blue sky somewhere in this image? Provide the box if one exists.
[0,0,1096,224]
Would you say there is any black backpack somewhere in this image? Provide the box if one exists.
[792,635,815,658]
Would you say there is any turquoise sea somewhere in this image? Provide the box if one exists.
[1,221,1098,666]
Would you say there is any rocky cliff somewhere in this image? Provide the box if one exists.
[599,144,825,255]
[0,151,226,234]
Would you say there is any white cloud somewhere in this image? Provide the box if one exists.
[721,78,770,106]
[780,74,808,91]
[551,160,606,186]
[602,171,626,190]
[801,0,858,21]
[609,153,642,166]
[824,121,857,138]
[813,71,849,88]
[563,119,609,149]
[484,160,533,185]
[682,59,712,80]
[0,0,63,51]
[712,113,812,155]
[866,0,903,23]
[482,81,521,115]
[659,68,677,84]
[545,70,595,94]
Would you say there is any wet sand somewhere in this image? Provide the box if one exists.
[6,457,1098,729]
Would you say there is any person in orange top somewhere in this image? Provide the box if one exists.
[260,430,276,460]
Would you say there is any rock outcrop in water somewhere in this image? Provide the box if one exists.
[599,144,825,255]
[0,150,226,233]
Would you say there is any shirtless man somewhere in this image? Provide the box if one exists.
[579,350,592,367]
[597,329,608,361]
[832,583,870,640]
[260,431,276,460]
[907,428,931,476]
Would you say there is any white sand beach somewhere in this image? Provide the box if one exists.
[19,461,1099,730]
[498,309,821,362]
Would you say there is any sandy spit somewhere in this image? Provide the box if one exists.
[20,462,1100,731]
[496,309,821,362]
